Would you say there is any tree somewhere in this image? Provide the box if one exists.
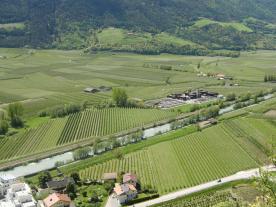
[0,120,9,135]
[66,182,77,199]
[8,102,24,128]
[254,171,276,207]
[38,171,52,188]
[112,88,128,107]
[73,147,91,161]
[226,93,236,101]
[165,77,171,85]
[70,172,81,183]
[113,149,123,160]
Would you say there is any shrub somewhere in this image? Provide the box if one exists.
[0,120,9,135]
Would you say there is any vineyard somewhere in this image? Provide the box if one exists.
[221,117,275,163]
[79,124,258,194]
[0,108,176,164]
[153,191,233,207]
[57,108,176,145]
[0,118,67,163]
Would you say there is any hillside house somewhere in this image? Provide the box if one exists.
[123,173,138,187]
[0,182,37,207]
[42,193,72,207]
[113,183,137,204]
[46,177,74,192]
[0,174,17,196]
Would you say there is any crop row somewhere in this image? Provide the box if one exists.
[57,108,176,145]
[154,191,233,207]
[79,124,257,194]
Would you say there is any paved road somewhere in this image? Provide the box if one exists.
[132,165,276,207]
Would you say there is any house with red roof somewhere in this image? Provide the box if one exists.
[113,183,137,204]
[123,173,138,187]
[43,193,72,207]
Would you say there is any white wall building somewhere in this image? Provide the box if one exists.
[6,183,37,207]
[0,173,17,196]
[0,173,37,207]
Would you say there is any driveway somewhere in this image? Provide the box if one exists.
[105,194,120,207]
[132,165,276,207]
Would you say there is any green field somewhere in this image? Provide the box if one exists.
[0,48,276,168]
[96,28,198,48]
[0,108,176,164]
[0,49,275,110]
[79,123,260,194]
[192,18,253,32]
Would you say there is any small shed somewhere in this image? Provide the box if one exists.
[102,173,117,182]
[84,87,100,93]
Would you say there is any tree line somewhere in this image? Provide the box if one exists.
[0,102,24,136]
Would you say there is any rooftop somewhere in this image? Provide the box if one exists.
[0,174,16,181]
[123,173,138,184]
[102,172,117,180]
[114,183,137,196]
[43,193,71,207]
[46,177,74,190]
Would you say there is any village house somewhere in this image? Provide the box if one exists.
[0,174,17,196]
[46,177,74,192]
[113,183,137,204]
[123,173,138,187]
[41,193,72,207]
[0,182,37,207]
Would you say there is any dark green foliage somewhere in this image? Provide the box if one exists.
[8,102,24,128]
[103,181,115,193]
[10,116,24,128]
[1,0,276,52]
[112,88,128,107]
[44,103,82,118]
[66,182,77,199]
[73,147,91,161]
[70,172,81,183]
[226,93,236,101]
[38,171,52,188]
[0,120,9,135]
[264,74,276,82]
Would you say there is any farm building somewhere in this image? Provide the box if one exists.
[102,172,117,182]
[84,87,100,93]
[168,90,219,101]
[113,183,137,204]
[46,177,74,192]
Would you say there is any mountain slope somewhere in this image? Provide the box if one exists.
[1,0,276,51]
